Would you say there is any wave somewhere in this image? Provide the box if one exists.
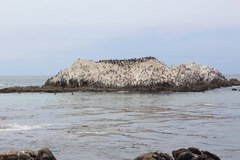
[0,83,12,89]
[0,123,70,132]
[0,124,41,131]
[0,83,6,87]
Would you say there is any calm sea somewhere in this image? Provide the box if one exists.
[0,75,240,160]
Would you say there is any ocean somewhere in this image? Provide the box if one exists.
[0,75,240,160]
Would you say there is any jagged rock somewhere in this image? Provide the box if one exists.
[172,147,220,160]
[45,57,227,92]
[0,148,56,160]
[134,152,173,160]
[134,148,220,160]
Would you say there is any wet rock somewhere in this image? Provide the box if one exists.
[175,151,197,160]
[201,150,220,160]
[37,148,56,160]
[187,147,203,155]
[134,152,173,160]
[172,147,220,160]
[172,148,188,159]
[232,88,237,91]
[134,148,220,160]
[0,148,56,160]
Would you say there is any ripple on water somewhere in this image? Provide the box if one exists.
[0,87,240,160]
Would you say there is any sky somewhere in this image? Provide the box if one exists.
[0,0,239,75]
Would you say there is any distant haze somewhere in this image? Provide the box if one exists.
[0,0,239,75]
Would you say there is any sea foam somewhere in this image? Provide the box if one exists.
[0,123,45,131]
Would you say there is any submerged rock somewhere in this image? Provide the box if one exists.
[45,57,227,92]
[0,148,56,160]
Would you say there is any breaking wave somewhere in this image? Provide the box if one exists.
[0,83,6,87]
[0,123,51,131]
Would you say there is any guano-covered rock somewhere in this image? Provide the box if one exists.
[45,57,227,92]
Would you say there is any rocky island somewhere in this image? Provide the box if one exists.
[0,57,239,93]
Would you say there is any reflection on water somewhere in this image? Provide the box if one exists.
[0,87,240,160]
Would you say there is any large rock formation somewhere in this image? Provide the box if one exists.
[45,57,227,92]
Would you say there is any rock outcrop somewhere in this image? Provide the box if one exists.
[45,57,227,92]
[134,147,220,160]
[0,148,56,160]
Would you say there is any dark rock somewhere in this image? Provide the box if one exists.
[172,148,220,160]
[176,151,197,160]
[134,152,173,160]
[188,147,203,155]
[201,151,220,160]
[172,149,188,160]
[232,88,237,91]
[37,148,56,160]
[0,148,56,160]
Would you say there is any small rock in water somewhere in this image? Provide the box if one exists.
[0,148,56,160]
[134,152,173,160]
[232,88,237,91]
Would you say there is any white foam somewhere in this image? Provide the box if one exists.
[0,123,41,131]
[202,103,215,106]
[0,123,70,132]
[0,83,6,87]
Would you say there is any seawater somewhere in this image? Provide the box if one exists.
[0,76,49,89]
[0,76,240,160]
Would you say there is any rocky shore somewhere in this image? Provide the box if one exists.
[0,147,220,160]
[0,57,240,93]
[0,79,239,93]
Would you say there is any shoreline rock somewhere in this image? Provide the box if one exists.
[134,147,220,160]
[0,148,56,160]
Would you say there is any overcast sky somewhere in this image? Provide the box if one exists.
[0,0,239,75]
